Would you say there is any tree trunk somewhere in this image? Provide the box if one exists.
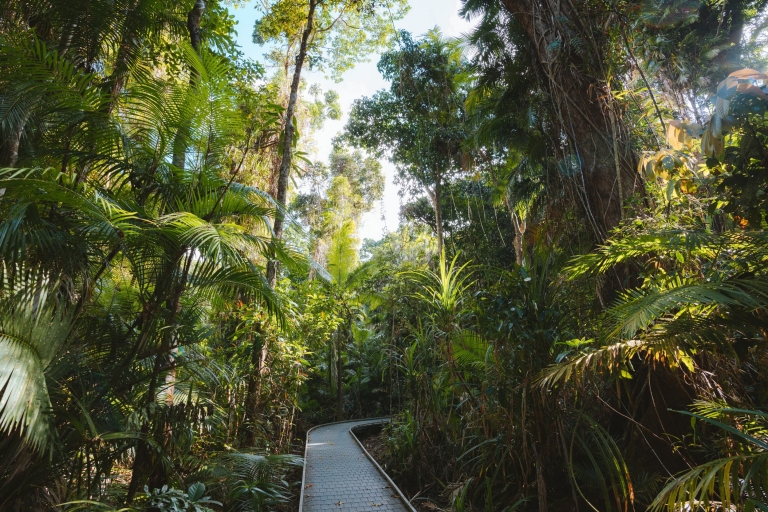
[187,0,205,52]
[126,354,163,503]
[126,252,191,501]
[429,175,444,255]
[504,196,526,266]
[328,336,335,400]
[226,386,237,443]
[244,323,264,446]
[500,0,641,239]
[357,349,362,417]
[336,326,344,421]
[1,122,23,168]
[104,0,139,112]
[266,0,317,287]
[171,1,206,171]
[533,443,548,512]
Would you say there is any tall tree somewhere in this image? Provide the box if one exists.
[343,30,472,254]
[292,149,384,276]
[254,0,407,285]
[463,0,643,241]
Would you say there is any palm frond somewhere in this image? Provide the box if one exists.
[565,230,768,279]
[651,452,768,511]
[608,277,768,340]
[190,265,284,324]
[568,413,635,512]
[0,265,73,452]
[453,331,489,368]
[537,339,645,388]
[327,220,360,286]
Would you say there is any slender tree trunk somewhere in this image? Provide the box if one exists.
[429,175,444,255]
[504,196,526,266]
[164,348,179,407]
[1,122,23,169]
[226,386,237,443]
[126,354,164,502]
[244,323,264,446]
[357,351,362,417]
[171,1,206,170]
[266,0,317,287]
[125,244,190,502]
[187,0,205,52]
[336,324,345,420]
[107,49,130,112]
[104,0,139,112]
[328,335,335,400]
[533,443,548,512]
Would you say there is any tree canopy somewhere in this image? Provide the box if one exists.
[2,0,768,511]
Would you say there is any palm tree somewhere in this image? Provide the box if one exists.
[323,221,381,419]
[0,39,295,508]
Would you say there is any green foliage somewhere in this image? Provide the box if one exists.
[327,220,360,285]
[567,413,634,512]
[0,3,312,508]
[651,405,768,511]
[5,1,768,511]
[307,85,342,129]
[144,483,220,512]
[187,452,302,511]
[0,264,73,452]
[254,0,409,81]
[404,250,474,326]
[343,29,472,196]
[541,227,768,388]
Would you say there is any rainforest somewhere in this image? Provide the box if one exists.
[1,0,768,510]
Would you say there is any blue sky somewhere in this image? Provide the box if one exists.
[228,0,475,241]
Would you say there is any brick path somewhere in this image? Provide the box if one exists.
[301,419,410,512]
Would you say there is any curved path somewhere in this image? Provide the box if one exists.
[300,419,412,512]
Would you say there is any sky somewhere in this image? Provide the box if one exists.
[229,0,476,241]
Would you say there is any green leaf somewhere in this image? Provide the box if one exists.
[187,482,205,501]
[0,265,74,452]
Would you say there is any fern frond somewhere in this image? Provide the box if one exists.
[327,220,360,286]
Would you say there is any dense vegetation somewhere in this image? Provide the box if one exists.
[1,0,768,511]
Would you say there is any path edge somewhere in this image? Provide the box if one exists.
[348,420,417,512]
[298,417,396,512]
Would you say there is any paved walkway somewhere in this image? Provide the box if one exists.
[301,419,410,512]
